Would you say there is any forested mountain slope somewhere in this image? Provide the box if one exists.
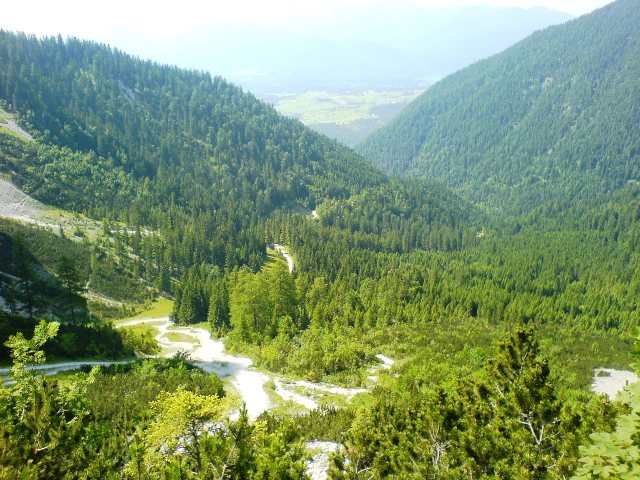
[357,0,640,215]
[0,30,474,281]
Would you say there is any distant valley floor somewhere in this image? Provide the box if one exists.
[263,89,424,146]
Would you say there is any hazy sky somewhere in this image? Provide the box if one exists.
[2,0,616,40]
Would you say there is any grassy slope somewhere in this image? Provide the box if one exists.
[115,298,175,323]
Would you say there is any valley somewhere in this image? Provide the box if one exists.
[1,1,640,478]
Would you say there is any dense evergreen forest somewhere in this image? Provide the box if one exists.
[1,0,640,476]
[357,0,640,216]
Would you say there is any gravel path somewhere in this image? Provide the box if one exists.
[273,243,295,273]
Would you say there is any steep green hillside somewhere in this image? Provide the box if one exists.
[0,31,473,281]
[0,219,142,361]
[358,0,640,215]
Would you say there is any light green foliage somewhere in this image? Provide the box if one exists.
[5,320,59,390]
[83,356,225,477]
[208,278,230,334]
[119,323,161,355]
[143,387,226,471]
[229,268,270,342]
[132,399,308,479]
[228,265,299,344]
[572,412,640,479]
[0,321,99,478]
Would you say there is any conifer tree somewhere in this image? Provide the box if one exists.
[56,255,85,324]
[207,278,230,334]
[12,234,36,320]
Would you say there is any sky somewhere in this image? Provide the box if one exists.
[1,0,616,41]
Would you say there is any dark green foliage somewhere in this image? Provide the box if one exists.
[358,0,640,215]
[0,313,132,361]
[56,255,85,325]
[11,234,36,320]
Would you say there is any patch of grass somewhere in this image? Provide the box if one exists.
[292,386,350,408]
[119,322,158,337]
[264,247,286,271]
[165,332,198,344]
[116,297,174,324]
[262,246,291,277]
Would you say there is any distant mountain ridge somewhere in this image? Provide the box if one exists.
[95,5,573,94]
[357,0,640,215]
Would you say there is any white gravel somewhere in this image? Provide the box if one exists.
[305,441,343,480]
[149,319,271,420]
[274,378,318,410]
[375,354,395,369]
[294,380,367,401]
[0,179,42,219]
[273,243,295,273]
[592,368,639,400]
[0,179,102,237]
